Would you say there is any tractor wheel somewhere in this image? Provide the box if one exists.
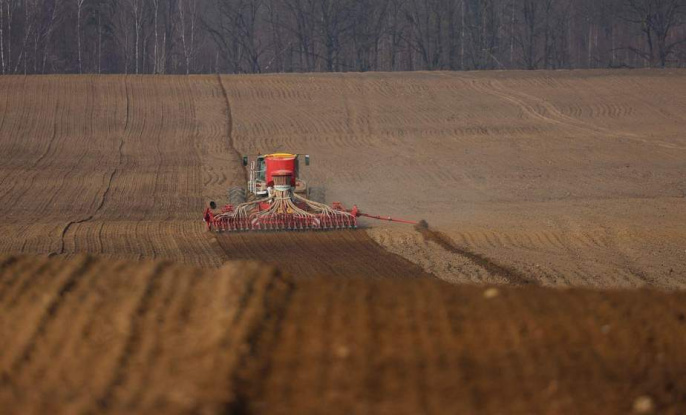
[309,187,326,204]
[228,186,247,206]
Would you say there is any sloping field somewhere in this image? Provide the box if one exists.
[1,255,685,414]
[0,75,238,267]
[0,71,684,287]
[223,70,686,288]
[2,71,685,414]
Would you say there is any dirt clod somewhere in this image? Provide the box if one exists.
[633,396,655,414]
[484,288,500,299]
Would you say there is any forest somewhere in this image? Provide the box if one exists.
[0,0,684,75]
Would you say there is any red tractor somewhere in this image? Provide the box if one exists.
[204,152,417,232]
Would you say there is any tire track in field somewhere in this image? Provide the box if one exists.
[56,77,128,256]
[58,137,124,256]
[470,77,686,151]
[217,75,248,184]
[414,223,535,286]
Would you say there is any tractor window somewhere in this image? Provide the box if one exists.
[256,158,266,181]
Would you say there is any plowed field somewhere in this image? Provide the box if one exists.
[0,255,289,414]
[1,255,685,414]
[224,70,686,288]
[0,75,237,267]
[1,71,686,413]
[1,71,684,286]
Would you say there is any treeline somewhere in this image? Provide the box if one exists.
[0,0,684,75]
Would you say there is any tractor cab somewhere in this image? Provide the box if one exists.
[244,153,309,197]
[255,157,267,181]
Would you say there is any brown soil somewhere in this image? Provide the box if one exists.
[224,70,686,288]
[245,277,686,415]
[2,255,686,415]
[1,71,684,287]
[0,254,290,414]
[1,71,686,413]
[0,75,237,267]
[415,221,535,285]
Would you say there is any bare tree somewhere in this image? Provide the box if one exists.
[385,0,407,71]
[93,0,110,73]
[283,0,318,71]
[0,0,5,74]
[151,0,160,73]
[624,0,686,67]
[516,0,543,69]
[12,0,37,73]
[463,0,500,70]
[76,0,86,73]
[40,0,59,73]
[0,0,685,75]
[319,0,349,71]
[406,0,442,69]
[132,0,144,73]
[178,0,200,74]
[2,0,20,73]
[264,0,288,72]
[236,0,265,73]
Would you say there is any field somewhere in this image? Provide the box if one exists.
[224,70,686,288]
[1,254,685,414]
[0,70,685,413]
[1,71,684,285]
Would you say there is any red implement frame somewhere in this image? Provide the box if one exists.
[204,202,417,232]
[204,202,357,232]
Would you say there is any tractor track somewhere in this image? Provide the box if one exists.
[415,222,535,286]
[217,75,248,184]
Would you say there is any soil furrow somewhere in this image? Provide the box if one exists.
[216,75,247,184]
[1,250,686,414]
[96,262,168,409]
[7,256,93,373]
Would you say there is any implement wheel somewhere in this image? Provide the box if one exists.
[228,186,247,205]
